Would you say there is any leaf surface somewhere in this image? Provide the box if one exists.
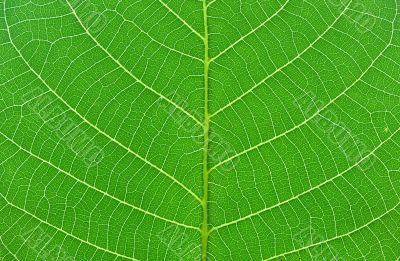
[0,0,400,260]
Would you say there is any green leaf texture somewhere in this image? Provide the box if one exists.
[1,0,400,260]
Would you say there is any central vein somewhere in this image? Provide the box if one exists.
[201,0,210,260]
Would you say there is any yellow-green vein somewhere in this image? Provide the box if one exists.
[201,0,210,260]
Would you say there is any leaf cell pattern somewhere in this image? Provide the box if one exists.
[0,0,400,260]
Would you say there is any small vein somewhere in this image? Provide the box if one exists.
[209,0,353,118]
[0,131,201,231]
[115,11,203,62]
[209,127,400,233]
[3,1,202,204]
[209,9,394,172]
[207,0,217,8]
[263,201,400,260]
[0,193,139,261]
[157,0,204,40]
[0,236,20,260]
[65,0,203,127]
[208,0,290,63]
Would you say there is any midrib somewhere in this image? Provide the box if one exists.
[201,0,210,260]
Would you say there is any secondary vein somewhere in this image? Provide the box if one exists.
[4,0,202,204]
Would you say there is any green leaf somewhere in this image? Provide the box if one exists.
[1,0,399,260]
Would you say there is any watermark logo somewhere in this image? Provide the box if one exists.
[293,226,344,260]
[60,0,108,34]
[294,91,376,171]
[327,0,376,33]
[157,226,201,260]
[20,226,74,261]
[157,93,240,172]
[22,87,104,167]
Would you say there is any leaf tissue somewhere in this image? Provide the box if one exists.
[0,0,400,260]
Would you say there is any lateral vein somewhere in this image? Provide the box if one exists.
[208,0,290,63]
[208,13,394,173]
[209,0,353,119]
[0,194,139,260]
[65,0,203,127]
[0,131,201,231]
[209,127,400,233]
[263,201,400,260]
[3,6,202,203]
[157,0,205,40]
